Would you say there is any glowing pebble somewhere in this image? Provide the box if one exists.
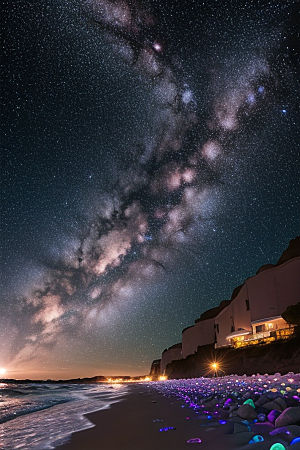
[290,437,300,445]
[249,435,264,443]
[258,413,266,422]
[269,444,287,450]
[187,438,202,443]
[243,398,255,409]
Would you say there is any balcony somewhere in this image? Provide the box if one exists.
[229,326,297,349]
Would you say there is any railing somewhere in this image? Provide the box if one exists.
[232,326,296,348]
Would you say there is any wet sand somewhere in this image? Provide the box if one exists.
[54,383,292,450]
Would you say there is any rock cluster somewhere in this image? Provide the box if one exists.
[198,381,300,448]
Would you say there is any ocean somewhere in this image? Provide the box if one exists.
[0,382,128,449]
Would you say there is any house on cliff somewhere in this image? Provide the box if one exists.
[157,237,300,374]
[218,254,300,348]
[181,301,230,358]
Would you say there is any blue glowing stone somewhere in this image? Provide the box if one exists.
[258,86,265,93]
[219,420,227,425]
[249,435,264,444]
[290,436,300,445]
[187,438,202,443]
[282,109,287,114]
[258,413,266,422]
[159,426,176,432]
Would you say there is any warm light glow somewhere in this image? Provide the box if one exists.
[158,375,167,381]
[104,376,153,384]
[0,368,6,375]
[211,363,218,370]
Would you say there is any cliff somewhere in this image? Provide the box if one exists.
[165,331,300,378]
[150,237,300,379]
[149,359,161,378]
[276,236,300,265]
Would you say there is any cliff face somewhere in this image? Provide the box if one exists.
[165,332,300,378]
[149,359,161,378]
[150,237,300,379]
[276,237,300,266]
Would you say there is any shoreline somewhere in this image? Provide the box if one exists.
[53,381,299,450]
[54,383,231,450]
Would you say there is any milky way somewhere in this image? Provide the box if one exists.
[1,0,299,378]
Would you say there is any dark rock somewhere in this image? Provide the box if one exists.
[255,394,269,407]
[270,424,300,437]
[275,407,300,427]
[263,399,287,411]
[273,397,287,411]
[237,404,258,421]
[256,406,270,416]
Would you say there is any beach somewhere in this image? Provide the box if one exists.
[54,376,300,450]
[55,383,232,450]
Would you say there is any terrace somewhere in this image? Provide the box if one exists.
[226,316,297,348]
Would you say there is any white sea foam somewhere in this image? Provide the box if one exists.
[0,383,128,449]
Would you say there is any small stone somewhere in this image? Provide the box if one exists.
[187,438,202,443]
[243,399,255,409]
[284,424,300,436]
[275,407,300,428]
[249,435,264,443]
[255,394,269,407]
[237,404,258,421]
[273,397,287,411]
[264,401,285,411]
[269,444,287,450]
[268,410,282,424]
[258,413,266,422]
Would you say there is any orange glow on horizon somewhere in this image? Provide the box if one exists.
[158,375,167,381]
[105,376,153,384]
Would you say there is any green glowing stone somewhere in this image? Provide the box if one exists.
[269,443,286,450]
[243,398,255,409]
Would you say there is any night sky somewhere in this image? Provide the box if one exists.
[1,0,299,379]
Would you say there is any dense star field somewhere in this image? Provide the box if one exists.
[1,0,299,379]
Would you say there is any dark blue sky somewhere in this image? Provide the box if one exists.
[1,0,299,379]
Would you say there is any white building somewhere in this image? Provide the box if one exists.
[216,256,300,348]
[158,237,300,367]
[161,343,182,373]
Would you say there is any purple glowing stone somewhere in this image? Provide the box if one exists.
[187,438,202,443]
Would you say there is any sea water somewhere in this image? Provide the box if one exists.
[0,382,128,449]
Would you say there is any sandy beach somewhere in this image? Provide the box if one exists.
[54,383,230,450]
[54,379,300,450]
